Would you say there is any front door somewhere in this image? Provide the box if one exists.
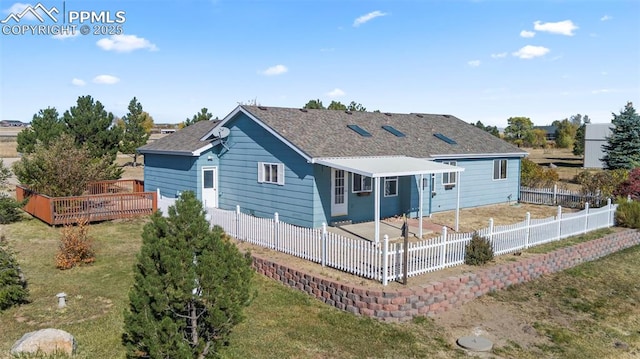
[331,169,348,216]
[201,167,218,208]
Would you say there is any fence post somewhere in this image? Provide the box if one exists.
[273,212,279,250]
[321,223,327,267]
[488,218,494,243]
[524,212,531,249]
[583,202,589,234]
[556,205,562,240]
[440,227,447,269]
[553,184,558,205]
[235,205,241,240]
[382,235,389,286]
[608,198,614,227]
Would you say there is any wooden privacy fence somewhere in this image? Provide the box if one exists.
[16,180,157,225]
[203,201,617,285]
[519,185,607,208]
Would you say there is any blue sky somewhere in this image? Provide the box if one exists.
[1,0,638,126]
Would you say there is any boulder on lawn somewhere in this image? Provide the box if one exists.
[10,328,77,356]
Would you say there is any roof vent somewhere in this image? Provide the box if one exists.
[442,114,451,118]
[434,133,457,145]
[384,112,392,116]
[258,106,267,110]
[345,110,353,115]
[299,108,308,113]
[416,114,424,118]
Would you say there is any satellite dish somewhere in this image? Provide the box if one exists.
[211,126,230,139]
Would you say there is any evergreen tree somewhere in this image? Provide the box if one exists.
[183,108,213,127]
[120,97,151,167]
[573,115,590,156]
[504,117,534,147]
[16,107,65,154]
[123,192,254,358]
[0,235,29,310]
[62,95,123,159]
[347,101,366,112]
[602,102,640,170]
[327,100,347,111]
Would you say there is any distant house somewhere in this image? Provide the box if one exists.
[138,106,527,230]
[533,125,557,141]
[584,123,612,169]
[0,120,27,127]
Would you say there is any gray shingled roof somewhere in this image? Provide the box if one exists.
[138,120,219,155]
[240,106,526,158]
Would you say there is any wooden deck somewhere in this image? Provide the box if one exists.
[16,180,157,225]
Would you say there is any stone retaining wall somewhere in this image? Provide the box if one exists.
[251,229,640,322]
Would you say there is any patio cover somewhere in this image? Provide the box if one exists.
[312,156,465,240]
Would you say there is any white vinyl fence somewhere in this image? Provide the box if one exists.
[520,185,607,208]
[204,200,617,286]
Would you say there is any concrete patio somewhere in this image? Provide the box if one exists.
[327,217,446,242]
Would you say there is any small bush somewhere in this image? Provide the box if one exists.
[0,195,23,224]
[55,218,96,270]
[465,232,494,266]
[614,199,640,229]
[521,158,559,188]
[0,235,29,310]
[614,168,640,200]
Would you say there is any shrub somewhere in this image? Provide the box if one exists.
[0,196,23,224]
[0,235,29,310]
[614,199,640,229]
[574,169,628,198]
[465,232,494,266]
[55,218,96,270]
[614,168,640,200]
[521,158,559,188]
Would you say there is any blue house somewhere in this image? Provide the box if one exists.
[138,106,527,237]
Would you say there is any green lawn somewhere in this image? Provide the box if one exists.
[1,217,638,358]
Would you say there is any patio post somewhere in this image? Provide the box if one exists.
[419,174,424,239]
[374,176,380,242]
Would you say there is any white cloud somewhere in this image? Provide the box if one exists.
[93,75,120,85]
[467,60,481,67]
[520,30,536,38]
[592,89,615,94]
[260,64,288,76]
[491,52,508,59]
[96,34,158,53]
[512,45,550,59]
[353,10,387,27]
[327,88,345,98]
[533,20,578,36]
[71,78,85,86]
[600,15,612,21]
[52,31,78,40]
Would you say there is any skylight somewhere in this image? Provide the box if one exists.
[382,125,405,137]
[434,133,457,145]
[347,125,372,137]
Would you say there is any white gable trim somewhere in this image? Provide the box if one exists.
[202,106,313,162]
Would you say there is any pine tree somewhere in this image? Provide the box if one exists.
[62,95,123,159]
[120,97,151,167]
[123,192,254,358]
[0,235,29,310]
[602,102,640,170]
[183,108,213,127]
[16,107,65,154]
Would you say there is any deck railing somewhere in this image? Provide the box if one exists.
[16,180,156,225]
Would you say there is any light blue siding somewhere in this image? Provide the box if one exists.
[143,154,199,199]
[216,113,316,227]
[431,158,521,213]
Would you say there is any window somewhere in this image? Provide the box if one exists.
[352,173,372,193]
[442,161,457,186]
[384,177,398,197]
[258,162,285,185]
[493,159,507,180]
[347,125,372,137]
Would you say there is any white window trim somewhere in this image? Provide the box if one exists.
[384,176,398,197]
[493,159,508,180]
[442,161,457,186]
[352,173,372,193]
[257,162,285,185]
